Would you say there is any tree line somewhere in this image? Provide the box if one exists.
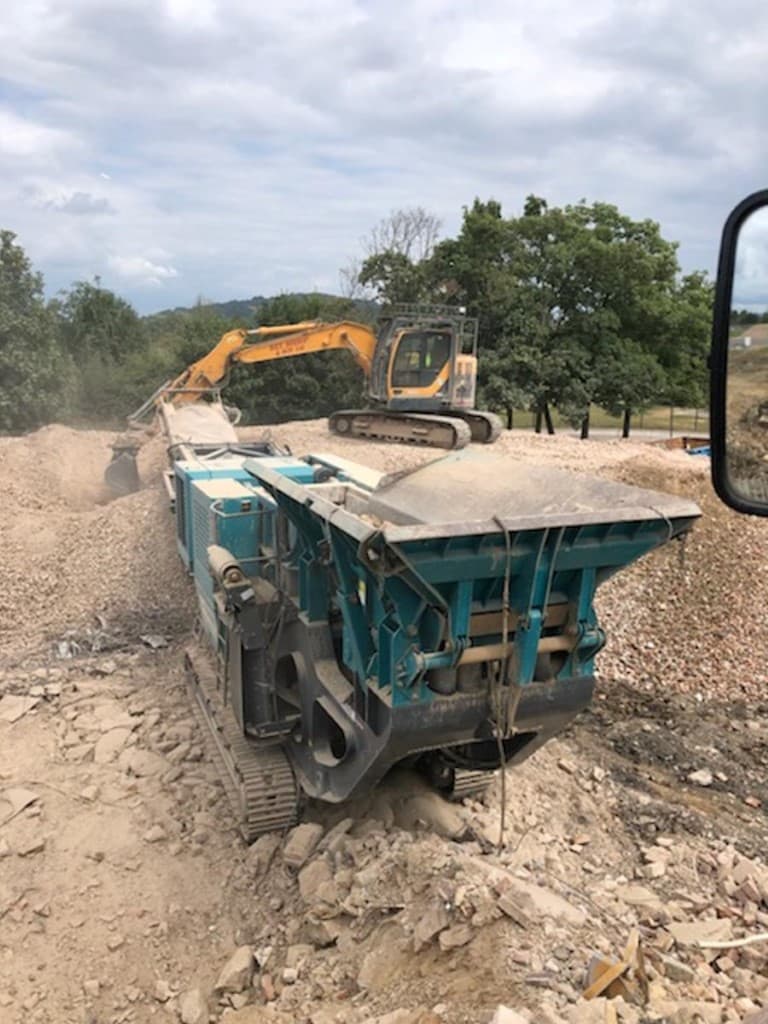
[0,195,715,436]
[351,198,712,437]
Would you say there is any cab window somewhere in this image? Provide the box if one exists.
[391,331,451,388]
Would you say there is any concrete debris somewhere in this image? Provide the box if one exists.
[363,1010,430,1024]
[153,979,174,1002]
[0,787,39,825]
[653,1001,724,1024]
[140,633,168,649]
[566,1000,617,1024]
[500,876,587,927]
[283,823,325,868]
[118,747,169,777]
[438,922,474,950]
[318,817,355,853]
[247,832,281,875]
[93,727,132,764]
[413,899,451,952]
[143,824,167,843]
[16,836,45,856]
[220,1008,275,1023]
[0,695,39,723]
[298,858,332,902]
[614,884,661,909]
[214,946,255,993]
[659,953,696,983]
[392,790,468,840]
[178,987,208,1024]
[489,1007,531,1024]
[667,919,734,947]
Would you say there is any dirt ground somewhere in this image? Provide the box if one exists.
[0,420,767,1024]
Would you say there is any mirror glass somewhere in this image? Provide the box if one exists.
[726,207,768,503]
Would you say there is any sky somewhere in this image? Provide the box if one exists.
[1,0,768,314]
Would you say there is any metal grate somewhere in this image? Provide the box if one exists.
[382,304,479,354]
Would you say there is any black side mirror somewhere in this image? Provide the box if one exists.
[711,190,768,515]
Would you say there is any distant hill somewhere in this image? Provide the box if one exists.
[145,293,378,326]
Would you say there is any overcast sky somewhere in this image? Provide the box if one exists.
[1,0,767,313]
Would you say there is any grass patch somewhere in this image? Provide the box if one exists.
[505,405,710,434]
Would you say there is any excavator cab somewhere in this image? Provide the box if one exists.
[389,329,451,390]
[370,306,479,413]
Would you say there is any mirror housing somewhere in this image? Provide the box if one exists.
[711,190,768,515]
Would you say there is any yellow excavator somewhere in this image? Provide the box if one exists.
[126,306,500,448]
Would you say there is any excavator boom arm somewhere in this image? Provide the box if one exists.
[234,321,377,375]
[162,321,377,407]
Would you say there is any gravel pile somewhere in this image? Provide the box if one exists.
[3,419,767,701]
[596,456,768,700]
[0,425,193,657]
[196,739,768,1023]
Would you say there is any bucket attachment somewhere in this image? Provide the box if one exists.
[105,438,141,496]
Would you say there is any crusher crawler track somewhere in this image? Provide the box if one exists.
[328,409,472,450]
[419,755,494,802]
[449,769,494,801]
[185,646,300,842]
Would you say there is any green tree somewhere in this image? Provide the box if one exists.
[358,250,429,305]
[0,230,74,431]
[355,207,443,306]
[56,279,145,361]
[649,271,713,411]
[593,339,666,437]
[427,196,707,436]
[223,293,368,424]
[54,279,148,421]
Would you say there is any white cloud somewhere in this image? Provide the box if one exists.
[0,109,77,160]
[0,1,767,310]
[24,186,116,215]
[108,254,179,286]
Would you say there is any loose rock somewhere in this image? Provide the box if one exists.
[178,987,208,1024]
[214,946,254,993]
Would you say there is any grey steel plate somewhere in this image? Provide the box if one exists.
[367,450,701,529]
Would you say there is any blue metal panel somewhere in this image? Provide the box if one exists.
[188,477,276,647]
[175,457,261,569]
[175,454,311,569]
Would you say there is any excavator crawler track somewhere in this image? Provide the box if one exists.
[185,646,299,842]
[452,410,503,444]
[329,409,471,450]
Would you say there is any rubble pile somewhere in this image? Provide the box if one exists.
[0,427,192,656]
[0,421,766,1023]
[595,454,768,700]
[3,646,766,1023]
